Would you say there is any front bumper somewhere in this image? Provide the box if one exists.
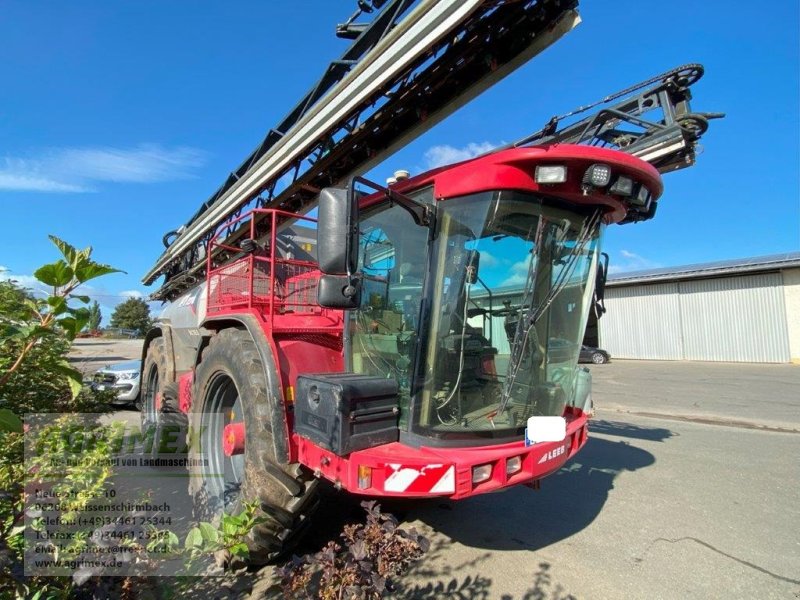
[92,381,140,403]
[294,407,589,500]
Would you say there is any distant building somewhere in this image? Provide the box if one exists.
[598,252,800,363]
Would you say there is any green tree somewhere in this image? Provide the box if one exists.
[0,280,34,323]
[0,235,123,392]
[87,299,102,331]
[110,297,152,336]
[0,238,122,597]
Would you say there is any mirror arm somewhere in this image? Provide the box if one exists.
[351,176,433,227]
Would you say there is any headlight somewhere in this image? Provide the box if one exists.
[117,371,140,381]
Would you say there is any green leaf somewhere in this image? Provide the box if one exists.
[34,261,74,287]
[222,519,238,537]
[67,307,91,334]
[47,296,68,316]
[184,527,203,549]
[57,317,79,339]
[0,323,24,340]
[77,245,93,263]
[166,531,179,548]
[52,361,85,399]
[69,294,91,304]
[49,235,79,267]
[74,263,124,284]
[229,542,249,558]
[70,306,91,319]
[198,522,219,544]
[0,408,23,433]
[24,298,44,313]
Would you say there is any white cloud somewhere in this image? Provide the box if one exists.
[0,144,208,193]
[501,255,532,287]
[608,250,662,274]
[0,171,89,193]
[119,290,145,299]
[478,250,499,268]
[0,272,49,294]
[424,141,497,169]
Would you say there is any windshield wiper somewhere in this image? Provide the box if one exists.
[492,210,602,421]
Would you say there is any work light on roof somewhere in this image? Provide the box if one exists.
[630,184,651,207]
[582,163,611,188]
[609,175,634,196]
[535,165,567,184]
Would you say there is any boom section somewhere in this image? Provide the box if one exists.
[511,64,724,175]
[144,0,581,301]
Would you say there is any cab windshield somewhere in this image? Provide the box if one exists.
[348,189,602,440]
[414,191,602,437]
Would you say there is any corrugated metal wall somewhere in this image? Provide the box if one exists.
[600,273,791,362]
[601,282,683,359]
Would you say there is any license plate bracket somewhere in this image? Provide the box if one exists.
[524,416,566,447]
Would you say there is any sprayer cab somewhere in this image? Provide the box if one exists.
[310,145,662,446]
[287,144,661,496]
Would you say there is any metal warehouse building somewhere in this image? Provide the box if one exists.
[598,252,800,364]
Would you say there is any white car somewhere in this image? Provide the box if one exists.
[92,360,141,406]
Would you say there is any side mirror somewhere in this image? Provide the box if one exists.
[317,187,359,275]
[317,186,362,309]
[593,252,609,318]
[318,274,362,309]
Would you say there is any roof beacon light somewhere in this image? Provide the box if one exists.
[582,163,611,188]
[535,165,567,184]
[609,175,634,196]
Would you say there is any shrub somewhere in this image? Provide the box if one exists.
[276,501,429,600]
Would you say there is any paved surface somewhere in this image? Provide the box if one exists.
[69,338,143,374]
[590,360,800,432]
[79,342,800,598]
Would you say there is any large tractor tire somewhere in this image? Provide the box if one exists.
[140,337,181,455]
[188,328,319,564]
[141,337,168,433]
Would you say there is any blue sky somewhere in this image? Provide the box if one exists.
[1,1,798,320]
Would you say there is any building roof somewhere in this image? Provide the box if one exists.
[607,251,800,286]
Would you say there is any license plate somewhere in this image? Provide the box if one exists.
[96,384,106,391]
[525,416,566,446]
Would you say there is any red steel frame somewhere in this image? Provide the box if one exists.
[194,145,662,500]
[206,209,337,333]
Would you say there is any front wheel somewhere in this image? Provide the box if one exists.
[188,328,318,564]
[591,352,607,365]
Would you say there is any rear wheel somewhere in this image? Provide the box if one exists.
[141,338,167,433]
[188,328,318,564]
[140,338,181,455]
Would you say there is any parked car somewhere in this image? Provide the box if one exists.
[579,345,611,364]
[92,360,141,406]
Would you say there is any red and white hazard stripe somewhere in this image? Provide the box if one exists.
[383,463,455,494]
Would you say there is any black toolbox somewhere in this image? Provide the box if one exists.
[294,373,399,455]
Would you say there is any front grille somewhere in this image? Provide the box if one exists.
[94,373,117,384]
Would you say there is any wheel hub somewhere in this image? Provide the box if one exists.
[222,422,245,457]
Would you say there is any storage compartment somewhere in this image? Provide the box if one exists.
[295,373,399,455]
